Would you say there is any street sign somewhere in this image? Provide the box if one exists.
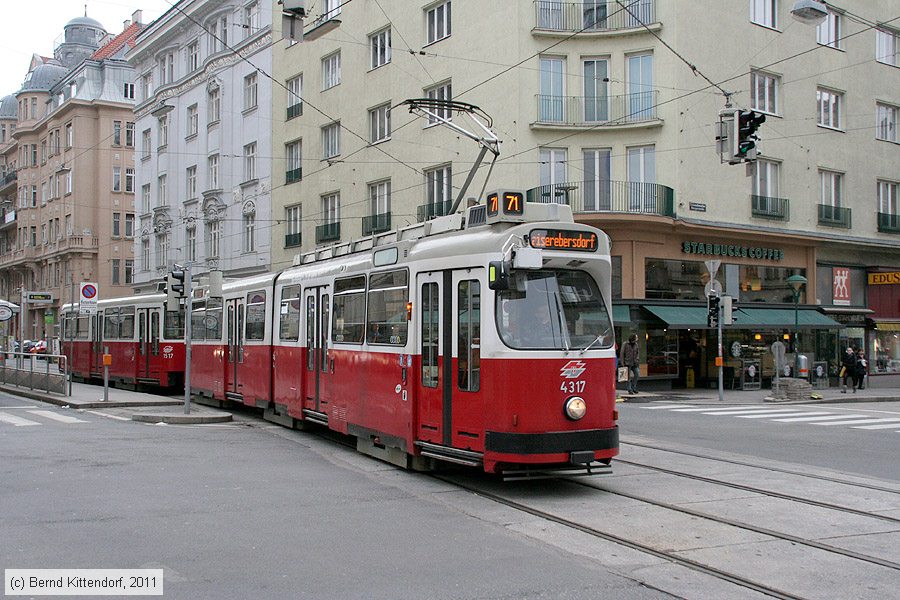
[79,282,99,315]
[26,291,53,305]
[704,280,722,297]
[0,305,12,322]
[704,260,721,278]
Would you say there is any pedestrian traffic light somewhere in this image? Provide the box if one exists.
[166,268,185,311]
[707,293,720,328]
[733,110,766,161]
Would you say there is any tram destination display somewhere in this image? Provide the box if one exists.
[528,229,599,252]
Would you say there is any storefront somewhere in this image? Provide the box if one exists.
[866,270,900,386]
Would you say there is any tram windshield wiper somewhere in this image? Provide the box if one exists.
[580,333,605,355]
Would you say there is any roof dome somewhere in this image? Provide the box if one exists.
[0,95,17,119]
[65,16,106,31]
[19,63,69,93]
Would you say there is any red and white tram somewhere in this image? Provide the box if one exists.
[191,195,619,476]
[61,293,186,389]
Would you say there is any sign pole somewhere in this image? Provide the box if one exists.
[183,263,192,415]
[69,276,75,396]
[18,288,25,370]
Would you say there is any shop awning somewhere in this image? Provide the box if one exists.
[612,305,631,325]
[643,305,708,328]
[872,320,900,331]
[643,305,843,329]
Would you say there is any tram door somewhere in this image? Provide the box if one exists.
[225,298,245,400]
[91,312,104,375]
[136,308,159,379]
[416,269,484,449]
[302,286,330,415]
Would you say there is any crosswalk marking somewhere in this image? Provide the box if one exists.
[669,406,769,412]
[26,410,87,424]
[769,414,868,422]
[0,411,41,426]
[854,422,900,430]
[701,408,801,416]
[736,411,824,419]
[814,417,900,427]
[640,404,690,410]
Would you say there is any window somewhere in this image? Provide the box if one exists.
[187,42,199,72]
[420,282,439,387]
[243,213,255,252]
[279,285,301,341]
[752,159,781,213]
[31,185,37,207]
[750,0,776,29]
[286,140,302,183]
[158,115,168,148]
[424,165,452,215]
[65,123,73,148]
[125,168,134,193]
[366,270,409,346]
[750,70,779,114]
[876,27,899,66]
[244,2,260,37]
[113,121,122,145]
[817,10,842,48]
[877,102,897,142]
[322,0,342,20]
[112,259,121,285]
[243,73,258,111]
[208,154,219,189]
[141,239,150,271]
[157,174,167,207]
[457,279,479,391]
[369,103,391,143]
[539,147,568,187]
[206,219,220,257]
[819,169,843,207]
[322,52,341,90]
[370,28,391,69]
[285,204,302,247]
[156,232,169,268]
[186,226,196,262]
[113,167,121,192]
[287,75,302,118]
[582,148,611,210]
[627,52,654,120]
[124,82,135,99]
[186,166,197,198]
[141,184,151,213]
[187,104,198,137]
[539,56,564,122]
[125,122,134,147]
[141,72,153,100]
[158,52,175,85]
[141,129,151,159]
[426,1,451,45]
[125,214,135,238]
[369,180,391,215]
[244,142,257,181]
[322,192,340,225]
[425,81,452,124]
[125,259,134,284]
[816,88,842,129]
[627,145,657,212]
[879,180,899,216]
[332,275,366,344]
[322,122,340,159]
[583,58,609,122]
[208,87,221,123]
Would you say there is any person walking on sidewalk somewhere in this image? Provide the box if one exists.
[841,346,858,393]
[620,334,640,394]
[855,349,868,391]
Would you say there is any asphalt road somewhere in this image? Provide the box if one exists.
[617,399,900,482]
[0,392,670,600]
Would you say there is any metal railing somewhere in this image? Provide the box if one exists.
[284,232,302,248]
[285,167,302,184]
[417,201,453,222]
[0,351,70,396]
[751,195,790,220]
[534,0,655,32]
[316,222,341,244]
[535,91,659,125]
[287,103,303,119]
[817,204,851,228]
[526,180,675,217]
[362,212,392,236]
[877,212,900,233]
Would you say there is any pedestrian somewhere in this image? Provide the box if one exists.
[620,333,640,394]
[840,346,857,393]
[855,350,868,391]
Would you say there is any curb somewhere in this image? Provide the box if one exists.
[131,412,233,425]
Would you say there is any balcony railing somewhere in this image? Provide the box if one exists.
[362,212,391,236]
[535,91,658,127]
[315,222,340,244]
[818,204,851,228]
[878,212,900,234]
[751,195,790,220]
[417,200,453,222]
[284,232,302,248]
[287,103,303,119]
[534,0,655,32]
[526,180,675,217]
[0,170,17,190]
[286,167,302,184]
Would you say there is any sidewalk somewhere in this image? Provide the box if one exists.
[0,379,232,424]
[619,384,900,405]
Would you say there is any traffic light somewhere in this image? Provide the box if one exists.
[166,269,185,311]
[707,293,720,328]
[733,110,766,161]
[721,296,733,325]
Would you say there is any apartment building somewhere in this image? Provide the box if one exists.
[126,0,273,292]
[270,0,900,387]
[0,14,143,342]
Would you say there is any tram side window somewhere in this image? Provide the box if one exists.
[306,296,315,371]
[367,269,409,345]
[206,298,223,340]
[246,291,267,341]
[164,310,185,339]
[191,301,207,341]
[65,315,90,340]
[279,285,301,342]
[332,276,366,344]
[103,307,135,340]
[421,282,439,388]
[458,280,480,392]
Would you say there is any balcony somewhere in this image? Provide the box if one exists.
[0,210,15,230]
[286,167,302,184]
[818,204,851,229]
[0,170,16,193]
[362,212,391,236]
[878,212,900,234]
[533,0,655,33]
[751,195,790,220]
[287,103,303,120]
[417,201,453,222]
[284,232,302,248]
[525,180,675,217]
[315,222,340,244]
[534,92,659,127]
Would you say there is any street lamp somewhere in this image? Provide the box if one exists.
[790,0,828,25]
[787,274,808,354]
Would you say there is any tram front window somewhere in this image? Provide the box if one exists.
[497,270,612,351]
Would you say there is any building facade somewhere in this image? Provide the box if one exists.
[127,0,274,292]
[0,14,143,344]
[268,0,900,387]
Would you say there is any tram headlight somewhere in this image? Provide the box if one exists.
[564,396,586,420]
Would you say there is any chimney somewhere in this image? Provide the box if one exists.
[123,19,131,30]
[132,10,143,25]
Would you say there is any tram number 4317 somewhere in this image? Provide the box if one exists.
[560,380,586,393]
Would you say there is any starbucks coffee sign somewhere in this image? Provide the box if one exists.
[682,241,784,261]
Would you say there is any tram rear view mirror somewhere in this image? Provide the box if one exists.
[488,261,510,291]
[513,247,542,269]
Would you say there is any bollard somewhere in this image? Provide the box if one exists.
[103,349,112,402]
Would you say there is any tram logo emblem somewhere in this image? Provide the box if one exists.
[162,345,174,354]
[560,360,587,379]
